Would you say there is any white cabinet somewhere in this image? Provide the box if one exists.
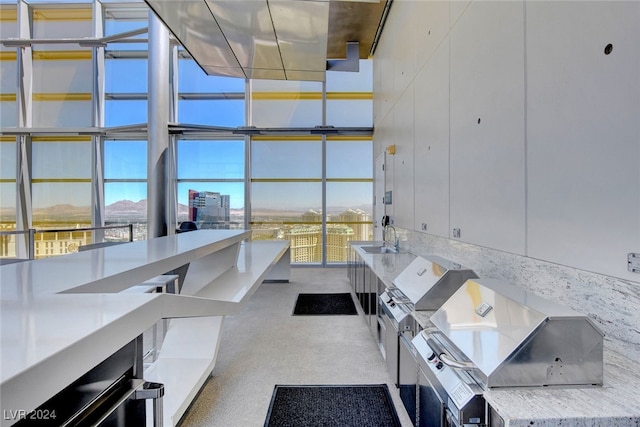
[414,39,450,238]
[392,87,415,229]
[449,0,526,254]
[526,1,640,281]
[414,0,450,73]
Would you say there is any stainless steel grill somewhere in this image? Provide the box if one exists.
[412,277,605,427]
[377,255,477,426]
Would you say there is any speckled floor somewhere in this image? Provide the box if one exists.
[177,267,413,427]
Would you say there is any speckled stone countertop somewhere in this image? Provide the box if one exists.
[350,243,640,427]
[483,348,640,426]
[413,310,640,426]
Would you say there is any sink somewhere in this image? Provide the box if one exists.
[360,245,398,254]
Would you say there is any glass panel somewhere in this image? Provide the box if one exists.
[105,16,148,51]
[33,138,91,179]
[0,101,17,128]
[326,139,373,178]
[326,59,373,128]
[177,182,244,229]
[32,45,93,127]
[104,182,147,241]
[32,182,91,226]
[178,99,244,127]
[0,138,16,179]
[326,99,372,127]
[326,181,373,263]
[326,60,373,92]
[33,99,93,127]
[105,100,147,126]
[178,59,245,92]
[251,181,322,264]
[250,98,322,127]
[250,79,322,127]
[0,34,17,127]
[106,59,148,93]
[0,120,16,232]
[0,183,16,226]
[177,140,244,179]
[251,139,322,179]
[0,7,16,39]
[32,6,93,39]
[33,227,94,259]
[105,140,147,179]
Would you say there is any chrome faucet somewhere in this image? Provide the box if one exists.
[384,225,399,252]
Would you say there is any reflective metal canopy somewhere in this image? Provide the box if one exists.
[144,0,387,81]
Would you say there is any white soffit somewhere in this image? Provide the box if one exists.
[145,0,331,81]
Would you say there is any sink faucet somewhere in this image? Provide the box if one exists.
[384,225,399,252]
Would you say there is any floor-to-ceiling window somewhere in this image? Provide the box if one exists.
[249,62,373,265]
[0,0,373,263]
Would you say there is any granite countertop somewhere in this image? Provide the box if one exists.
[413,308,640,425]
[483,348,640,426]
[350,241,416,289]
[350,242,640,426]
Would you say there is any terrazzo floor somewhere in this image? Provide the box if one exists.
[177,267,413,427]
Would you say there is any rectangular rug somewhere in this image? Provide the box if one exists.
[293,292,357,315]
[264,385,401,427]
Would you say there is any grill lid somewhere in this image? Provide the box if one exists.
[430,278,604,388]
[391,255,477,311]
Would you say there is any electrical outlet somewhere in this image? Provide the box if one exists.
[629,253,640,273]
[452,228,461,238]
[421,223,428,231]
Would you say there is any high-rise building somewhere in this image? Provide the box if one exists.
[326,225,355,262]
[285,226,321,263]
[338,209,372,241]
[189,190,231,229]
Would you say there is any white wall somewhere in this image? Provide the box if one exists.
[373,0,640,284]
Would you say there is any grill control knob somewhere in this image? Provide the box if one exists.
[436,362,444,370]
[427,352,436,361]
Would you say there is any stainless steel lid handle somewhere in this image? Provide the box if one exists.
[438,353,475,370]
[424,335,474,370]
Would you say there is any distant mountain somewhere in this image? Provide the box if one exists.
[33,204,90,220]
[106,199,190,217]
[105,199,147,216]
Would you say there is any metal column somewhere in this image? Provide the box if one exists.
[147,12,170,238]
[15,0,33,258]
[91,0,106,241]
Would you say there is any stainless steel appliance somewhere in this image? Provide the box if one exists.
[412,278,605,427]
[378,256,477,425]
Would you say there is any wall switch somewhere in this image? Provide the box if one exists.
[452,228,461,238]
[421,223,428,231]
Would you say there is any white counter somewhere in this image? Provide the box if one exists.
[1,231,290,427]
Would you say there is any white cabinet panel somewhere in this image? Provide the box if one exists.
[526,1,640,281]
[449,0,526,254]
[414,39,450,238]
[450,0,471,29]
[414,0,450,73]
[373,15,395,124]
[392,87,415,229]
[390,1,416,97]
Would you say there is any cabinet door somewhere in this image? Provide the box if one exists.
[392,87,415,229]
[449,0,526,254]
[526,1,640,281]
[414,39,450,237]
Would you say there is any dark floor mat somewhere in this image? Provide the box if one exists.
[264,385,401,427]
[293,293,357,315]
